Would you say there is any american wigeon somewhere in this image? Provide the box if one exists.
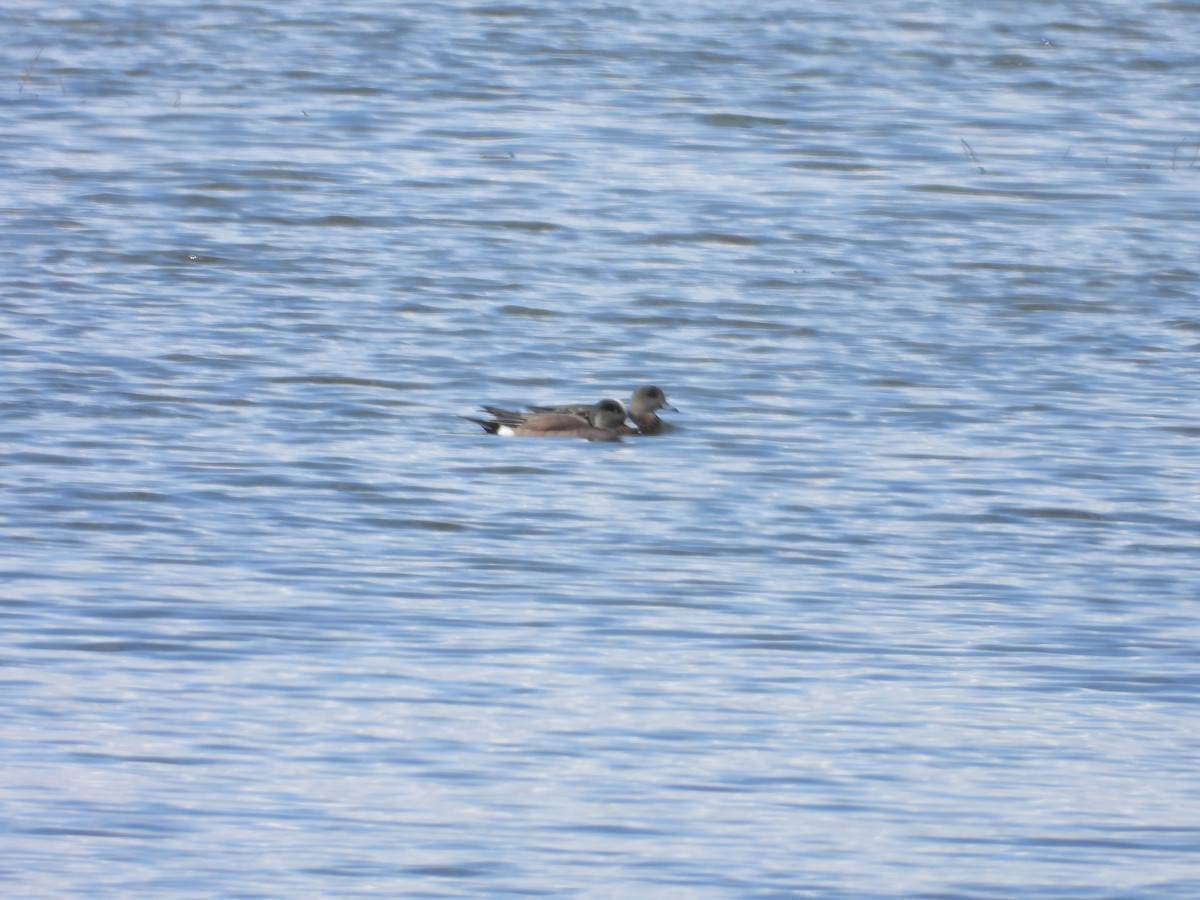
[527,385,677,435]
[466,398,629,442]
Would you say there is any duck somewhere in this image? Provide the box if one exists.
[488,386,677,436]
[465,398,629,442]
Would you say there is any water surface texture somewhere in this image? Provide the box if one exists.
[3,1,1200,896]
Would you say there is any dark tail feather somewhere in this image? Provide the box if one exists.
[462,416,502,435]
[479,405,528,427]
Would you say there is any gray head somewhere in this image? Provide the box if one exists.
[589,398,629,431]
[630,385,676,415]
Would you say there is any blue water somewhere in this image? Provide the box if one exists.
[3,1,1199,896]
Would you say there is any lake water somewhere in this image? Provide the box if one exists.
[3,1,1199,896]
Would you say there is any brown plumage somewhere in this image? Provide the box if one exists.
[466,398,629,442]
[520,386,677,435]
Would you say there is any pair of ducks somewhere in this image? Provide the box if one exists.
[467,385,675,442]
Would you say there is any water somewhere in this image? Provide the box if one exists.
[3,1,1199,896]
